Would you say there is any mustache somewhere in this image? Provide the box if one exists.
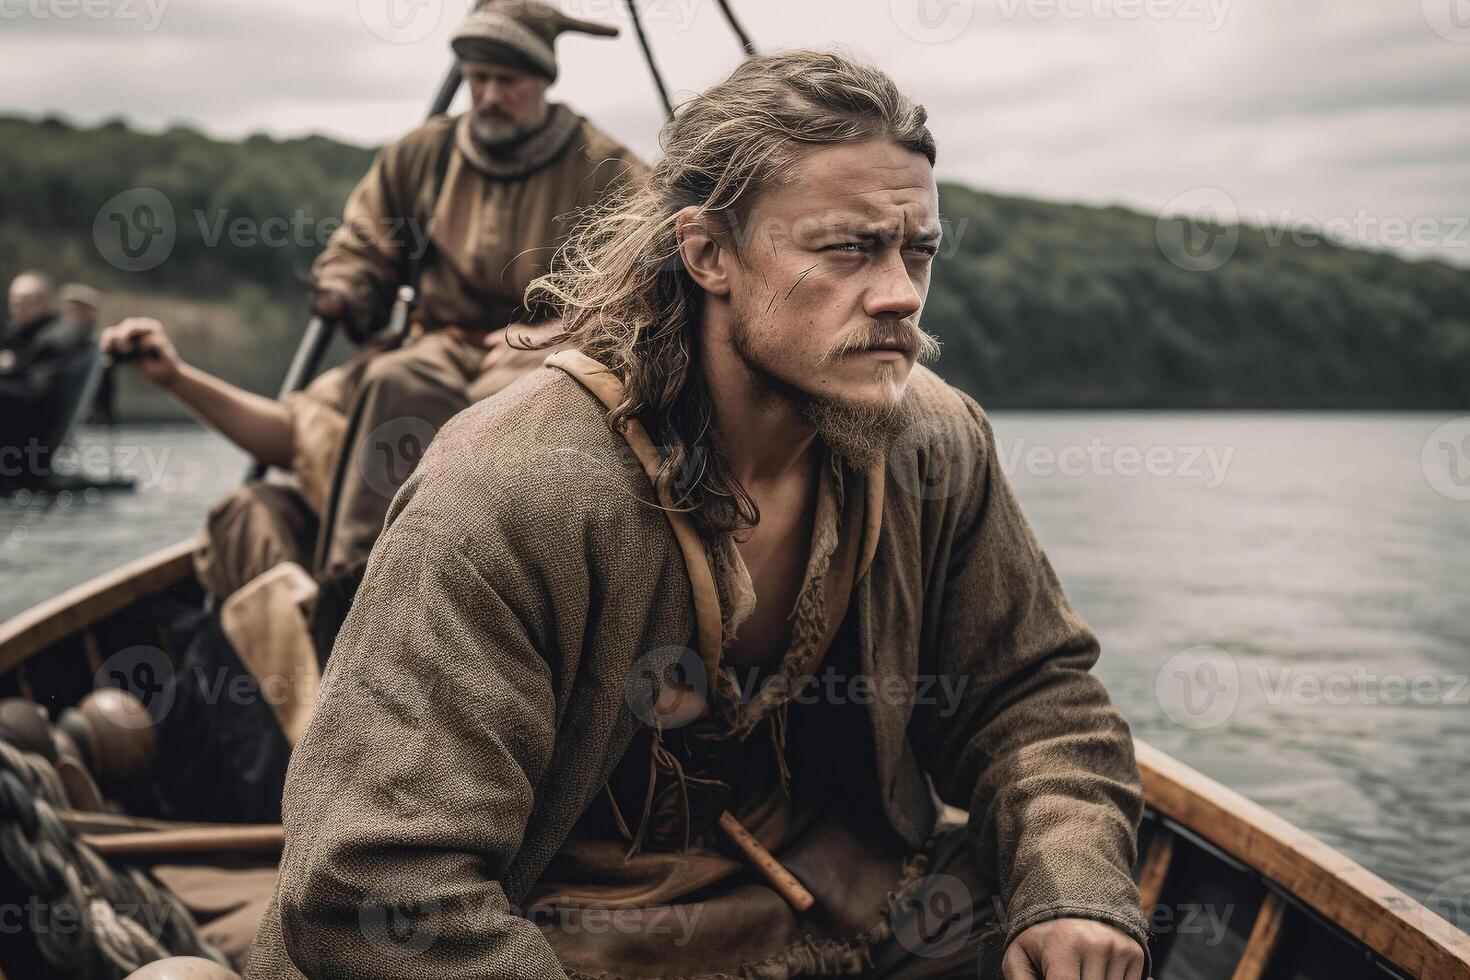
[822,319,942,365]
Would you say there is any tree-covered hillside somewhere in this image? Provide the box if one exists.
[2,115,1466,414]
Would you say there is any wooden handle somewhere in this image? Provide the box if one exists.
[717,810,815,912]
[82,824,284,857]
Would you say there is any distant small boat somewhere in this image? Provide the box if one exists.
[0,540,1467,979]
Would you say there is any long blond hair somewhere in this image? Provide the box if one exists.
[529,50,936,537]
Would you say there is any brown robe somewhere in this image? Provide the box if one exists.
[244,356,1150,979]
[313,107,646,341]
[197,108,646,593]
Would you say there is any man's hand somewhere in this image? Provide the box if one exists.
[99,317,182,387]
[1002,917,1146,980]
[311,287,347,322]
[478,320,564,375]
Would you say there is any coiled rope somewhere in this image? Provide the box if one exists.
[0,739,228,977]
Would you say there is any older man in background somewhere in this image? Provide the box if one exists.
[105,0,645,604]
[306,0,645,582]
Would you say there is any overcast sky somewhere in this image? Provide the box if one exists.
[6,0,1469,265]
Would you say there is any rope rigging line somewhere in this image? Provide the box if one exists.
[713,0,757,55]
[623,0,674,118]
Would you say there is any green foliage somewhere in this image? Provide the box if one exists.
[0,114,374,300]
[930,183,1470,408]
[1,114,1466,408]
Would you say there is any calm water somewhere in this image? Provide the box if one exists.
[2,415,1467,921]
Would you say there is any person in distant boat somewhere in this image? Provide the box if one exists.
[59,282,117,425]
[59,282,103,331]
[104,0,644,606]
[247,51,1150,980]
[1,271,97,482]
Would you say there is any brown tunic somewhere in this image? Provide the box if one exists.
[244,354,1151,979]
[312,107,646,341]
[196,107,646,592]
[530,450,994,978]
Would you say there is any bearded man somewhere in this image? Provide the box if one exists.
[246,51,1151,980]
[98,0,647,604]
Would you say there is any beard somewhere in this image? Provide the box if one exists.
[470,112,539,151]
[797,385,920,471]
[727,314,932,471]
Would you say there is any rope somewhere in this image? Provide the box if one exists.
[0,738,229,977]
[623,0,674,118]
[622,0,759,123]
[713,0,757,55]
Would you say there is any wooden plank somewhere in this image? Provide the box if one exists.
[1136,739,1470,979]
[1137,827,1174,913]
[1231,892,1285,980]
[0,537,200,675]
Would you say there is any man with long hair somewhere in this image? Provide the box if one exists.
[247,51,1150,980]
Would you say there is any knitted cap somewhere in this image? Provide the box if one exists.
[451,0,619,83]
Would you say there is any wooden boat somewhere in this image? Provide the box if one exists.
[1,539,1468,979]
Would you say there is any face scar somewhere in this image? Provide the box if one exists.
[783,264,818,303]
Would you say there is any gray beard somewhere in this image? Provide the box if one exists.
[470,117,536,151]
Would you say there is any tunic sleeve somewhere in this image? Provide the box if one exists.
[281,360,358,518]
[910,397,1152,972]
[271,510,570,979]
[310,146,409,343]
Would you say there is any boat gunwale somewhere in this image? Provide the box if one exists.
[0,535,199,675]
[2,549,1468,977]
[1135,740,1470,978]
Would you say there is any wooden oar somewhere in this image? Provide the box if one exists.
[82,824,284,857]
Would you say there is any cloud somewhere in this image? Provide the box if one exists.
[1,0,1466,265]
